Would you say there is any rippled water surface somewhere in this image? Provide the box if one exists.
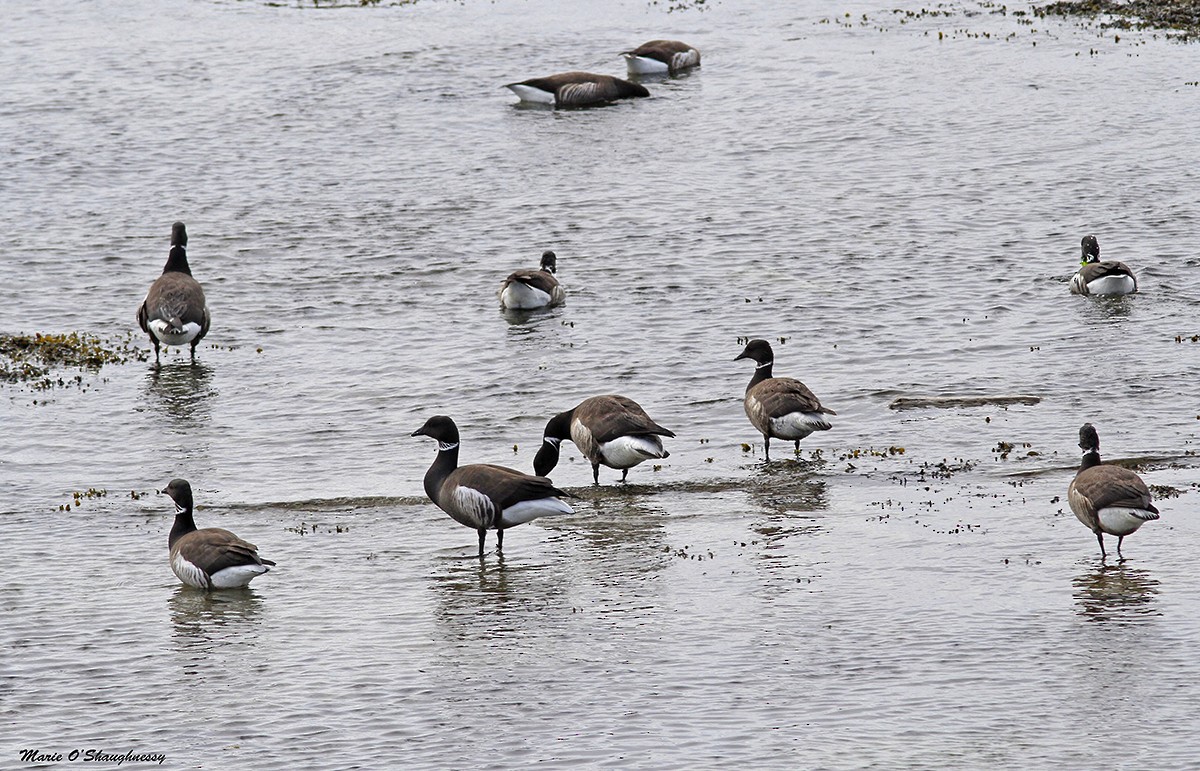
[3,0,1199,767]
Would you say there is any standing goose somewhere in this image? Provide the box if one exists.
[533,395,675,484]
[622,40,701,76]
[162,478,275,589]
[136,221,211,364]
[498,250,565,310]
[735,339,836,461]
[505,72,650,107]
[1067,423,1160,560]
[413,416,574,557]
[1069,235,1138,296]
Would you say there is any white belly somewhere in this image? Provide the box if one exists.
[1085,275,1136,296]
[1098,507,1158,536]
[501,497,574,526]
[500,282,552,309]
[149,319,203,345]
[624,56,670,76]
[768,412,833,440]
[507,84,556,105]
[598,435,668,469]
[210,564,270,589]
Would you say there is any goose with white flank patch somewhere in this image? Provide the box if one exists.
[1068,423,1160,560]
[534,395,675,484]
[735,339,836,462]
[498,250,565,310]
[505,72,649,107]
[622,40,701,76]
[162,478,275,589]
[413,415,574,557]
[1070,235,1138,296]
[137,222,211,364]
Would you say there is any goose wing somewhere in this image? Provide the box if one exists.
[177,528,274,573]
[1074,466,1157,513]
[584,395,676,442]
[1079,260,1135,283]
[145,273,208,326]
[751,377,835,418]
[454,464,570,511]
[501,268,559,294]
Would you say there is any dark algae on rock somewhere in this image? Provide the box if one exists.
[1037,0,1200,40]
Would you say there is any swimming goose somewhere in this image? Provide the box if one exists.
[498,250,565,310]
[162,478,275,590]
[136,222,211,364]
[735,339,836,461]
[1069,235,1137,296]
[413,415,574,557]
[622,40,701,76]
[1067,423,1160,560]
[533,395,675,484]
[505,72,650,107]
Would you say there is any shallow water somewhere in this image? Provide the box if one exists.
[2,0,1199,767]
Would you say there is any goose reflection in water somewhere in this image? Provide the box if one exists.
[169,585,264,650]
[1073,562,1160,623]
[143,361,216,428]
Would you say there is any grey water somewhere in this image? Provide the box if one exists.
[2,0,1199,767]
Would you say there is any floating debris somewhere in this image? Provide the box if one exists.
[1,332,145,391]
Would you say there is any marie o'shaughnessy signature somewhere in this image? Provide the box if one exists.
[19,748,166,765]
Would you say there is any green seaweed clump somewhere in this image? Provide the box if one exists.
[0,331,145,391]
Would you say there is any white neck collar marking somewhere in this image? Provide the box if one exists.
[438,441,459,452]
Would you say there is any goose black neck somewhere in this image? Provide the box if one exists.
[163,246,193,276]
[543,410,573,441]
[424,443,460,502]
[1079,449,1101,472]
[747,361,774,390]
[168,506,197,549]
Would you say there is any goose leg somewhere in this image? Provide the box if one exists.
[497,528,504,553]
[152,338,161,365]
[1117,535,1125,562]
[621,469,629,483]
[477,528,486,558]
[592,463,600,484]
[190,340,198,361]
[763,435,771,462]
[1096,532,1107,560]
[795,439,801,454]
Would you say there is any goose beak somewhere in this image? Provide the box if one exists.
[411,428,426,437]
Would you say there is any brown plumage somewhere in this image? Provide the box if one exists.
[622,40,701,75]
[1067,423,1159,560]
[534,395,675,484]
[735,339,835,461]
[413,416,574,557]
[506,72,650,107]
[1069,235,1137,296]
[498,250,565,309]
[163,478,274,590]
[136,222,211,364]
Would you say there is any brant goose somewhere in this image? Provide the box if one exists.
[162,478,274,589]
[622,40,701,76]
[735,339,836,461]
[136,222,211,364]
[498,250,565,310]
[1068,423,1160,560]
[413,415,574,557]
[533,395,675,484]
[1070,235,1137,296]
[505,72,650,107]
